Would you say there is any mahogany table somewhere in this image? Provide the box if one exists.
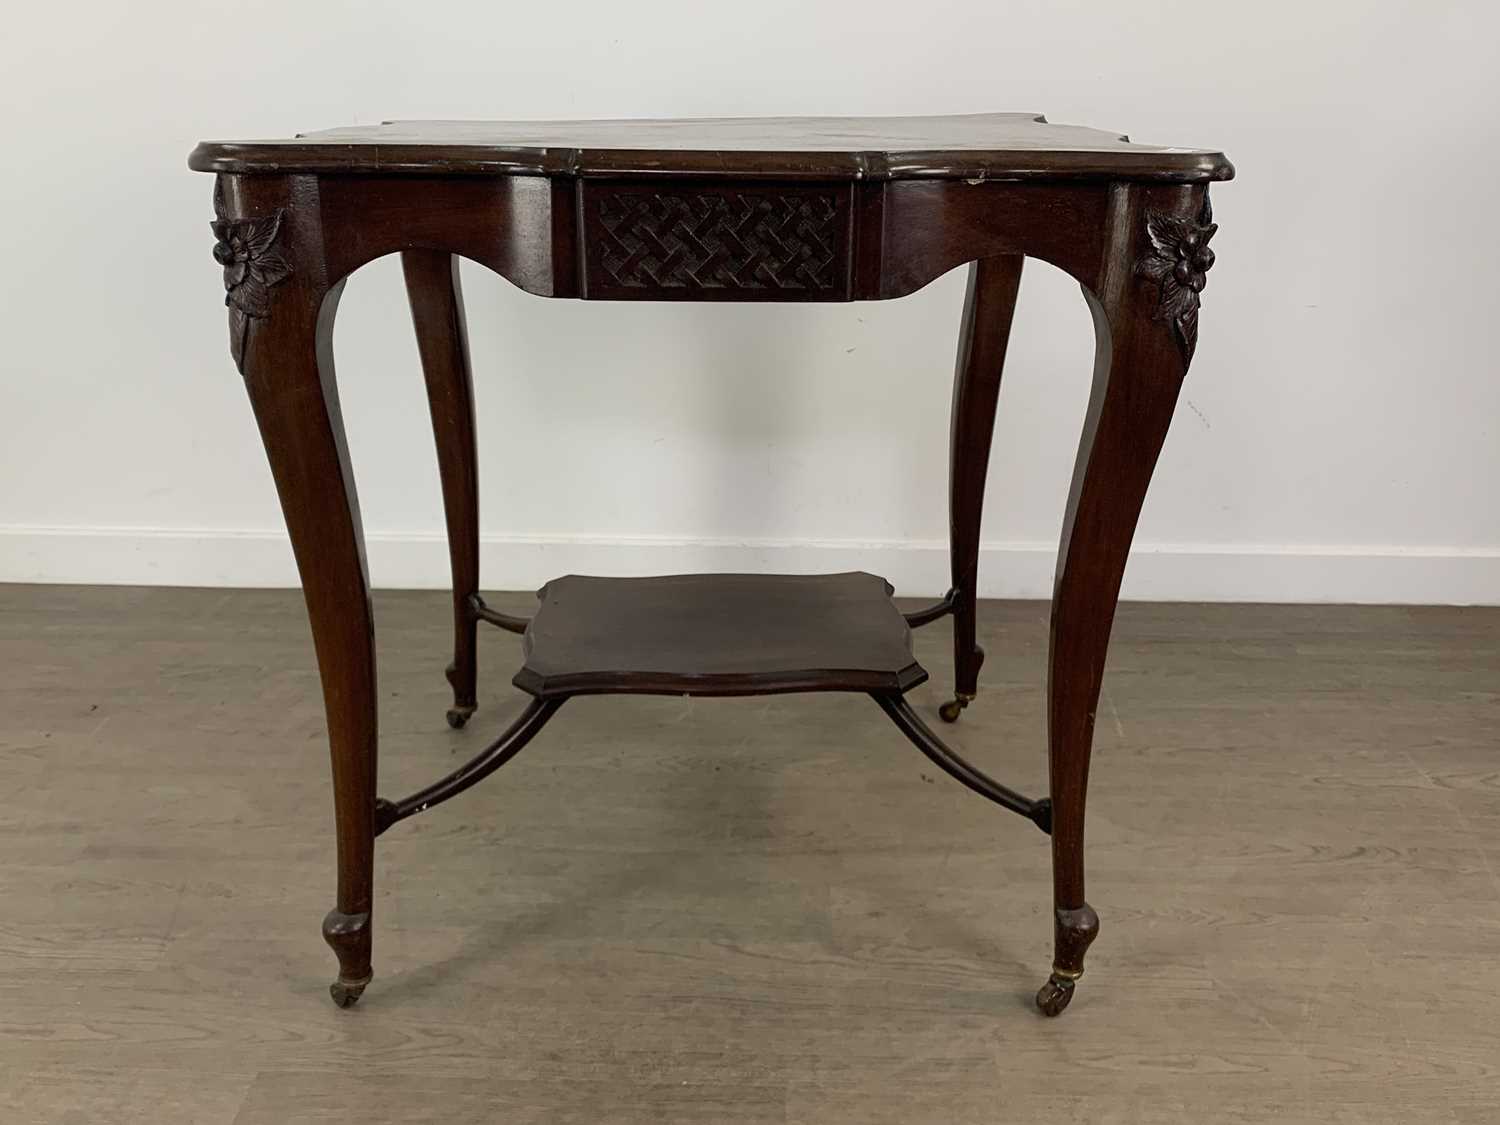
[189,113,1233,1017]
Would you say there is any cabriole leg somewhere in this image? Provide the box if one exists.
[215,174,378,1007]
[1040,184,1216,1014]
[940,255,1022,723]
[402,250,481,729]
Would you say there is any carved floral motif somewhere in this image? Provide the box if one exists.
[1135,193,1217,366]
[212,179,291,372]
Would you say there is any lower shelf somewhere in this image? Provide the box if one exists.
[512,571,928,698]
[377,569,1049,843]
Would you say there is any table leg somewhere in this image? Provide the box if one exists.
[940,255,1023,723]
[243,276,378,1007]
[217,174,380,1008]
[402,251,481,729]
[1039,185,1214,1015]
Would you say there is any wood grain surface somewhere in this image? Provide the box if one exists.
[2,586,1497,1123]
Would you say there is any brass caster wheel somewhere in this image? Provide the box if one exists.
[1035,973,1076,1017]
[446,705,475,729]
[937,696,969,723]
[329,974,371,1009]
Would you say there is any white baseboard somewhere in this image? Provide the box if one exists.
[1,525,1497,604]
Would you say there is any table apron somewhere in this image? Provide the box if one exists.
[294,173,1127,301]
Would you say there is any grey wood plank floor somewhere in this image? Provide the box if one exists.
[1,585,1497,1124]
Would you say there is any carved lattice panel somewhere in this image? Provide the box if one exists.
[583,184,852,300]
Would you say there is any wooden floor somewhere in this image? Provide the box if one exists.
[2,586,1498,1123]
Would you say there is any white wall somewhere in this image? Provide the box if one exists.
[2,1,1497,603]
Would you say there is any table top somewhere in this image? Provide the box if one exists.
[189,112,1233,183]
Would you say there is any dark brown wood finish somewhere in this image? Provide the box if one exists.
[939,255,1024,723]
[193,114,1231,1018]
[401,251,481,729]
[515,572,926,698]
[579,182,854,299]
[1037,181,1209,1015]
[215,173,379,1009]
[374,696,565,837]
[189,113,1231,183]
[873,693,1050,832]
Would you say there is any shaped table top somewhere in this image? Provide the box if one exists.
[190,112,1233,183]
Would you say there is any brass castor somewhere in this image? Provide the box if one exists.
[1035,972,1077,1017]
[937,695,971,723]
[329,974,371,1009]
[445,705,475,729]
